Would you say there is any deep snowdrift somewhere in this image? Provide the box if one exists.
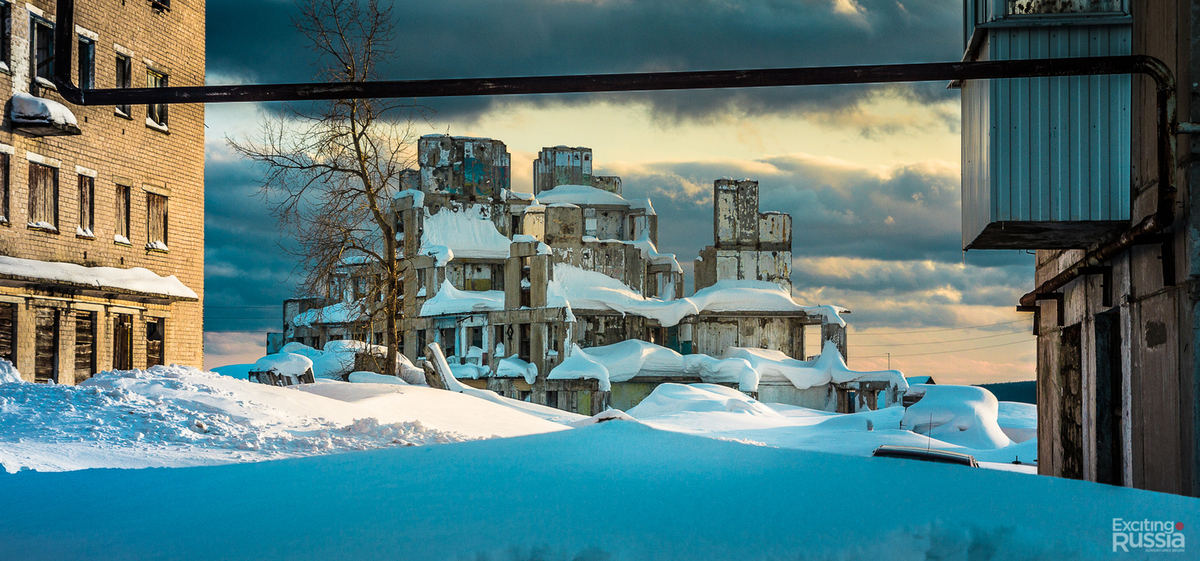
[1,421,1194,560]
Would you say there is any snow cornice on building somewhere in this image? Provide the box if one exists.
[0,255,197,302]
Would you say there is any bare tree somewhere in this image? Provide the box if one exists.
[229,0,420,373]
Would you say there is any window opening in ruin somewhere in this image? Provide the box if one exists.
[416,329,426,352]
[470,326,483,350]
[440,327,455,358]
[74,310,95,381]
[34,307,58,383]
[520,258,531,308]
[518,323,530,362]
[77,175,93,236]
[0,302,15,364]
[28,162,57,230]
[545,391,558,409]
[112,313,132,370]
[510,214,520,236]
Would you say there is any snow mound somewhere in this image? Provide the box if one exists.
[496,355,538,385]
[251,352,314,379]
[11,91,78,127]
[725,342,907,391]
[902,385,1012,449]
[348,371,408,385]
[568,408,639,427]
[626,383,780,418]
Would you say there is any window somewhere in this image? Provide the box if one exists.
[30,17,53,87]
[146,192,167,250]
[112,313,132,370]
[115,54,131,117]
[77,37,94,89]
[115,184,130,244]
[146,69,168,128]
[77,175,94,237]
[34,307,58,383]
[0,153,9,224]
[74,311,95,381]
[27,162,57,230]
[0,302,15,365]
[1007,0,1123,15]
[0,2,11,72]
[146,318,164,367]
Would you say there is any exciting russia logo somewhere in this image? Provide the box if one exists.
[1112,518,1186,553]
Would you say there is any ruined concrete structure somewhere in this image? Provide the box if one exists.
[0,0,205,383]
[279,135,905,414]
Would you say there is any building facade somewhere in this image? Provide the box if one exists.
[0,0,205,383]
[961,0,1198,496]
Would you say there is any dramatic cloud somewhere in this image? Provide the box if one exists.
[207,0,963,123]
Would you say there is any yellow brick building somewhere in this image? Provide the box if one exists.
[0,0,204,383]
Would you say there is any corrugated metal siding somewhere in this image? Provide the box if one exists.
[962,23,1130,248]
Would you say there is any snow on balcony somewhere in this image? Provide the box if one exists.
[10,92,82,137]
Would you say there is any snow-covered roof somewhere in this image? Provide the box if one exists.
[420,280,505,316]
[419,208,511,264]
[251,352,314,378]
[534,185,654,215]
[552,263,841,326]
[11,92,79,129]
[546,339,905,393]
[0,255,197,301]
[291,301,364,327]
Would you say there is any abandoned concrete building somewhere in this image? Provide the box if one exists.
[0,0,205,383]
[280,134,906,414]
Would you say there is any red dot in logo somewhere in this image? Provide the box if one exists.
[1177,522,1185,531]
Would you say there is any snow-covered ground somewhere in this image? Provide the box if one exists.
[2,362,1196,559]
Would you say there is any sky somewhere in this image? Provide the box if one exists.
[202,0,1036,384]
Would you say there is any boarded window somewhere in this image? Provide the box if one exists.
[147,192,167,247]
[115,185,130,240]
[146,318,164,367]
[146,70,168,127]
[34,307,58,383]
[0,302,15,364]
[74,311,95,381]
[112,313,132,370]
[0,153,8,222]
[78,175,94,234]
[28,162,57,228]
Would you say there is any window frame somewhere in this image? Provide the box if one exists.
[27,162,58,231]
[76,36,94,90]
[29,15,53,88]
[146,191,167,250]
[115,54,132,118]
[0,2,11,73]
[114,183,131,244]
[146,68,168,129]
[77,174,94,238]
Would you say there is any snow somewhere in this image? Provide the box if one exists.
[535,184,636,207]
[145,117,168,131]
[250,352,314,382]
[75,225,95,238]
[419,280,505,316]
[0,364,568,473]
[997,401,1037,443]
[144,240,169,251]
[496,355,538,384]
[26,221,57,232]
[628,228,683,273]
[419,207,511,262]
[553,263,844,327]
[0,255,196,299]
[3,419,1195,559]
[726,342,907,391]
[114,234,131,245]
[0,359,21,384]
[290,301,362,327]
[394,189,425,208]
[348,371,407,385]
[901,384,1012,449]
[10,92,78,127]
